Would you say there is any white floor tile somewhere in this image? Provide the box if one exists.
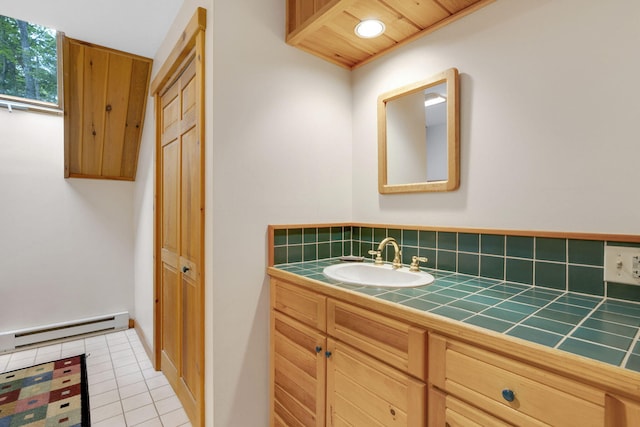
[116,371,145,388]
[86,352,111,365]
[5,358,36,371]
[119,380,149,399]
[0,354,10,372]
[122,390,154,413]
[115,362,141,378]
[88,369,116,385]
[91,388,121,409]
[145,374,169,390]
[109,342,132,354]
[155,395,183,415]
[36,343,62,355]
[9,348,37,361]
[61,339,85,350]
[89,377,118,396]
[150,384,176,402]
[138,359,153,371]
[91,401,123,423]
[111,352,137,367]
[142,367,163,380]
[160,407,190,427]
[93,414,127,427]
[88,360,115,376]
[134,417,164,427]
[124,403,159,426]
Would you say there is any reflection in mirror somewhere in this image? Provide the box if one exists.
[378,68,459,194]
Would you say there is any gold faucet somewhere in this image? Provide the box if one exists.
[368,237,402,269]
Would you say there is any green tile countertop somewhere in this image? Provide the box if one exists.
[273,258,640,373]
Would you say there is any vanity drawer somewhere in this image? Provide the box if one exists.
[271,279,326,331]
[327,299,426,380]
[429,334,605,427]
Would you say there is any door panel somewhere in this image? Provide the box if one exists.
[180,125,200,262]
[182,274,200,397]
[157,52,203,426]
[161,141,179,256]
[161,263,179,367]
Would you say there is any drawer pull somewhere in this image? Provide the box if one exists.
[502,389,515,402]
[325,351,332,358]
[315,346,322,353]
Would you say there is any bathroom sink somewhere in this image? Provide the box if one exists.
[322,263,435,288]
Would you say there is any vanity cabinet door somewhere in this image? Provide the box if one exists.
[326,338,426,427]
[429,386,513,427]
[327,299,427,381]
[271,311,327,427]
[429,334,605,427]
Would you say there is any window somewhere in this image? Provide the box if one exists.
[0,14,61,112]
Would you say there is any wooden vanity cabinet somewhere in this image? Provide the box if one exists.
[270,278,427,426]
[429,333,608,427]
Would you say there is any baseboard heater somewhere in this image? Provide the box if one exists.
[0,312,129,353]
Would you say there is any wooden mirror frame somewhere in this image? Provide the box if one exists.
[378,68,460,194]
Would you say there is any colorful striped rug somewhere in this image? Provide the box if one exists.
[0,354,90,427]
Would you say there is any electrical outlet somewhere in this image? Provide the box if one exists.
[604,246,640,285]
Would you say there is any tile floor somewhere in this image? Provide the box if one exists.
[0,329,191,427]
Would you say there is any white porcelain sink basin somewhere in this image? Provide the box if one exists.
[323,263,435,288]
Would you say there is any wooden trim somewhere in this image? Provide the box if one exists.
[134,320,156,369]
[352,0,497,70]
[153,8,206,426]
[153,91,162,370]
[195,27,207,427]
[267,225,275,270]
[150,7,206,95]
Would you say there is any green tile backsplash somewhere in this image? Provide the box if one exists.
[271,225,640,303]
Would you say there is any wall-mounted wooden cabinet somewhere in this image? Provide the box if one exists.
[63,37,152,180]
[286,0,495,69]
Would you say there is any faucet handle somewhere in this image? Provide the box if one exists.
[368,249,383,265]
[392,251,402,269]
[410,256,428,272]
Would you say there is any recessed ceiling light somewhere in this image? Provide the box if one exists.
[424,93,447,107]
[355,19,385,38]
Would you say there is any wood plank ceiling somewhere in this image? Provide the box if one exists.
[286,0,495,69]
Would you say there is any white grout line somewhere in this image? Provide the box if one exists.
[553,299,605,350]
[621,328,640,368]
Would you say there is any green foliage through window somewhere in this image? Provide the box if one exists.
[0,15,58,105]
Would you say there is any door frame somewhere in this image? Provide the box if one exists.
[151,7,206,425]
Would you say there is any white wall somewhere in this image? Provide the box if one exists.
[0,110,134,332]
[352,0,640,235]
[133,0,352,425]
[210,1,351,425]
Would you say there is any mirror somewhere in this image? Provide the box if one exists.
[378,68,459,194]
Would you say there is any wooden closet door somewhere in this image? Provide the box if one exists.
[158,55,203,425]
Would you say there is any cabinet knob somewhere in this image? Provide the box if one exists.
[325,351,332,358]
[502,389,515,402]
[315,346,322,353]
[182,266,190,273]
